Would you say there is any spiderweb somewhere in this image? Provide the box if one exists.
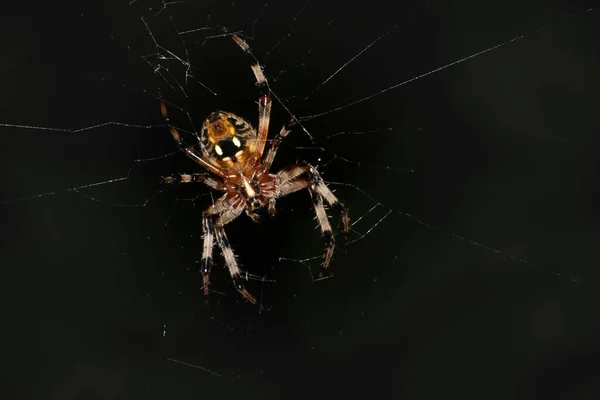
[3,0,599,398]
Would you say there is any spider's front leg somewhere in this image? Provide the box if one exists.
[224,28,279,162]
[158,90,226,179]
[223,28,300,172]
[275,164,350,272]
[262,119,296,172]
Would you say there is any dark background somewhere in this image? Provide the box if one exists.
[2,0,600,398]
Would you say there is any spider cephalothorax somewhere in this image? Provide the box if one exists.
[159,29,349,305]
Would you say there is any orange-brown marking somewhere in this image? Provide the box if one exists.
[208,119,233,141]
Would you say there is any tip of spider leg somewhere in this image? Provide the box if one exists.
[320,256,333,275]
[338,212,350,240]
[202,275,210,295]
[317,269,334,280]
[241,289,258,305]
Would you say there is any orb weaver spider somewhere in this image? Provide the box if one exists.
[159,28,349,304]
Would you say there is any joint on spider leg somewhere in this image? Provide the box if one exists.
[284,118,297,132]
[173,173,192,184]
[275,119,295,142]
[160,175,176,184]
[308,167,349,236]
[232,275,257,305]
[246,211,263,224]
[259,95,272,113]
[222,27,251,53]
[180,174,192,183]
[251,64,267,88]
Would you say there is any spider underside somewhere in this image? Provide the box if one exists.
[159,29,349,304]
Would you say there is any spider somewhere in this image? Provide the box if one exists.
[158,29,349,304]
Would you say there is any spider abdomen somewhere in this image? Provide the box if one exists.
[200,111,257,170]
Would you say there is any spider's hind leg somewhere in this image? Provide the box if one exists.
[200,196,255,305]
[200,212,217,300]
[308,188,336,272]
[309,169,350,238]
[276,164,350,275]
[214,223,257,305]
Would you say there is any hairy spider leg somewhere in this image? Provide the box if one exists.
[200,213,215,297]
[262,120,296,171]
[276,164,350,271]
[159,94,252,302]
[158,91,227,179]
[160,172,225,191]
[224,29,298,168]
[200,194,257,304]
[223,29,272,160]
[255,120,297,218]
[214,221,257,305]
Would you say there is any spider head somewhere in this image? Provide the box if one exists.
[200,111,257,170]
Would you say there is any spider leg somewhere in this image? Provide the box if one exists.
[200,212,216,297]
[245,211,263,223]
[262,119,296,171]
[310,188,336,270]
[268,198,276,215]
[224,29,271,159]
[275,164,350,270]
[255,87,272,159]
[200,195,256,304]
[160,173,224,191]
[200,196,245,299]
[280,179,336,270]
[278,164,349,223]
[158,91,226,179]
[214,220,257,305]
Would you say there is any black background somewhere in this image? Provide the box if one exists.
[2,0,600,399]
